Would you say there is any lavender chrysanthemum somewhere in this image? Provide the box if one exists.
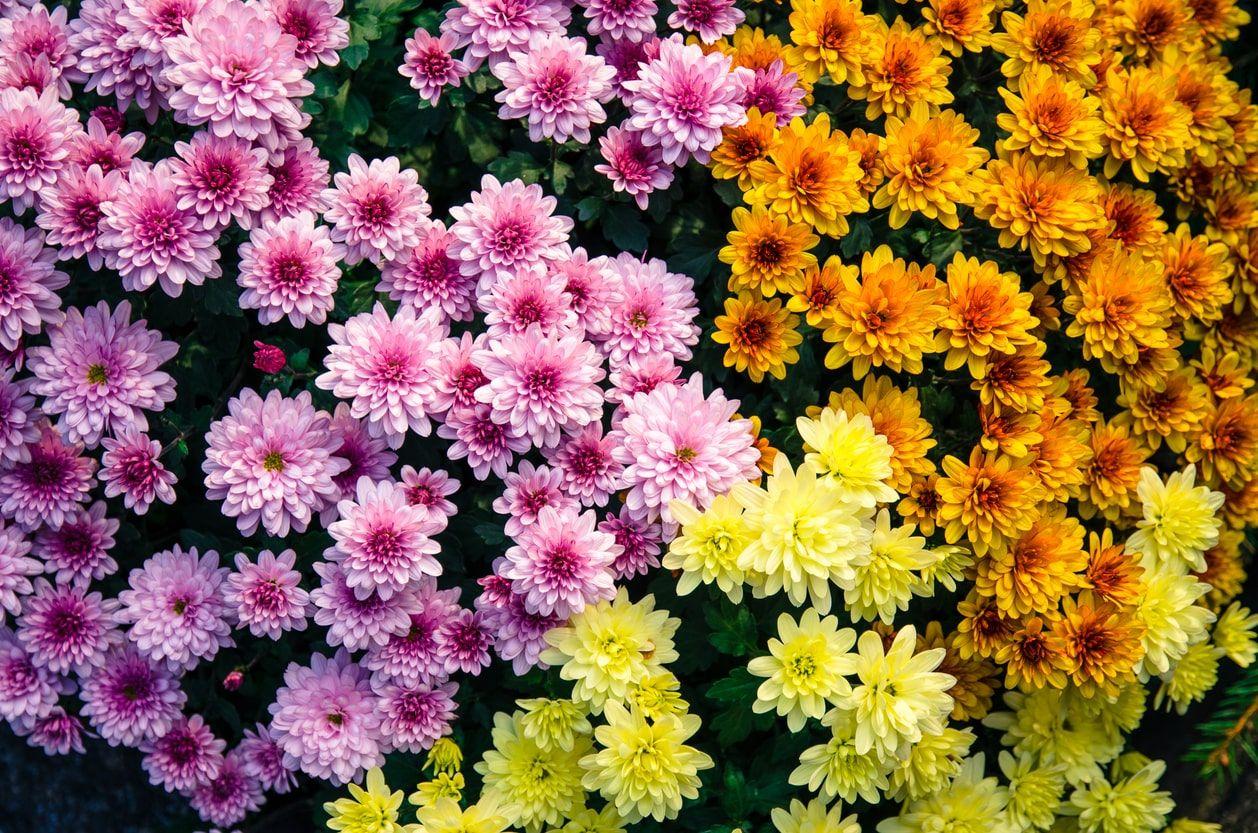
[492,461,576,538]
[0,628,62,722]
[582,0,657,41]
[0,369,38,464]
[237,211,343,328]
[477,578,560,674]
[259,138,330,224]
[440,0,571,70]
[79,645,186,747]
[225,549,310,640]
[400,29,467,106]
[238,723,297,795]
[13,705,86,755]
[327,478,442,600]
[34,501,119,586]
[69,0,157,118]
[325,403,397,511]
[427,332,489,419]
[600,507,663,579]
[373,678,457,754]
[546,423,623,507]
[66,116,144,173]
[99,427,177,515]
[0,424,96,530]
[141,714,226,793]
[310,561,418,652]
[322,154,430,265]
[261,0,349,68]
[16,578,116,676]
[0,217,68,351]
[362,579,460,686]
[493,33,616,144]
[668,0,744,42]
[0,519,39,621]
[595,125,674,210]
[0,4,83,98]
[187,750,264,828]
[398,466,459,532]
[0,87,78,213]
[170,131,273,232]
[590,253,700,368]
[437,403,531,481]
[34,164,118,268]
[436,607,493,675]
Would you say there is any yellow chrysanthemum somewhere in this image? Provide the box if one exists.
[475,711,590,831]
[844,510,935,623]
[624,670,689,721]
[414,797,511,833]
[1193,345,1254,401]
[325,768,411,833]
[1187,0,1251,42]
[1066,760,1174,833]
[665,494,752,603]
[1100,64,1194,181]
[999,752,1066,833]
[797,408,897,507]
[544,805,625,833]
[720,206,819,297]
[1166,53,1241,167]
[1134,570,1215,676]
[848,17,954,121]
[887,727,975,801]
[1155,641,1223,714]
[790,707,893,804]
[937,448,1043,556]
[517,698,592,753]
[917,620,999,720]
[425,738,463,775]
[1064,246,1174,369]
[1127,465,1225,575]
[407,772,464,809]
[771,798,861,833]
[1115,367,1211,453]
[875,754,1009,833]
[922,0,996,54]
[874,104,988,230]
[713,292,803,382]
[785,0,878,84]
[935,252,1038,376]
[972,339,1054,415]
[1213,602,1258,666]
[980,404,1043,458]
[992,0,1102,89]
[748,608,858,731]
[997,65,1104,168]
[848,127,887,197]
[817,376,937,493]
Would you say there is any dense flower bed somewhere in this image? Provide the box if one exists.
[0,0,1257,830]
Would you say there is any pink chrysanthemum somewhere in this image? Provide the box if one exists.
[322,154,430,265]
[310,561,418,652]
[0,217,68,351]
[69,0,157,118]
[99,159,223,297]
[0,52,60,97]
[606,353,682,403]
[163,0,313,155]
[326,403,397,510]
[142,714,226,793]
[427,332,489,419]
[0,4,82,98]
[0,370,37,464]
[203,389,346,537]
[610,373,759,524]
[473,324,605,449]
[0,520,39,623]
[27,300,177,447]
[493,461,576,537]
[0,87,78,212]
[99,427,177,514]
[66,117,144,174]
[317,303,447,449]
[624,34,748,165]
[16,579,117,675]
[327,478,442,600]
[549,246,621,333]
[363,578,460,686]
[0,628,62,722]
[590,253,700,368]
[259,137,330,224]
[493,33,616,144]
[600,507,663,579]
[261,0,349,68]
[546,423,622,507]
[504,505,618,617]
[440,0,571,70]
[477,576,560,673]
[583,0,657,41]
[238,723,297,794]
[596,36,661,94]
[14,705,85,755]
[268,649,384,785]
[438,403,531,481]
[398,466,459,532]
[400,29,468,106]
[379,221,476,323]
[374,678,457,754]
[480,263,580,341]
[34,164,119,268]
[0,424,95,530]
[117,546,233,673]
[117,0,209,73]
[436,607,493,675]
[237,211,343,328]
[595,125,674,211]
[740,61,807,126]
[170,131,273,232]
[79,645,186,747]
[188,750,264,828]
[34,501,119,586]
[668,0,744,42]
[449,175,573,292]
[225,549,310,640]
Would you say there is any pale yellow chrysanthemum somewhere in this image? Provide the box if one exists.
[1127,466,1225,575]
[665,495,752,603]
[771,797,861,833]
[1135,571,1215,676]
[797,408,898,507]
[914,544,974,596]
[1165,820,1223,833]
[544,805,626,833]
[424,738,463,775]
[840,626,954,758]
[733,454,874,613]
[407,772,464,809]
[1212,601,1258,666]
[540,589,679,712]
[415,798,512,833]
[844,510,935,624]
[982,688,1119,785]
[887,727,975,802]
[517,698,592,753]
[624,670,689,721]
[874,104,988,230]
[748,609,858,731]
[1065,760,1175,833]
[790,707,894,804]
[580,701,714,823]
[875,754,1012,833]
[1155,641,1223,714]
[475,711,590,831]
[325,768,412,833]
[997,65,1104,169]
[998,751,1066,833]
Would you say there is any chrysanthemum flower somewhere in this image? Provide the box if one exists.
[709,107,779,187]
[991,0,1101,89]
[378,222,475,324]
[818,377,937,495]
[98,427,176,515]
[1136,571,1214,676]
[784,0,874,84]
[493,462,575,537]
[189,752,263,828]
[1213,602,1258,666]
[773,798,861,833]
[0,424,96,530]
[16,579,116,675]
[887,726,975,802]
[310,561,419,652]
[848,18,953,121]
[258,138,330,224]
[1186,395,1258,487]
[1082,420,1151,521]
[438,403,531,481]
[0,631,62,723]
[1157,641,1223,715]
[1100,65,1194,182]
[581,0,657,41]
[493,34,615,144]
[1053,595,1145,698]
[69,0,158,118]
[0,217,67,352]
[324,767,407,833]
[328,478,442,601]
[1104,0,1195,62]
[997,65,1104,168]
[934,253,1037,376]
[79,645,186,747]
[516,697,591,753]
[669,0,743,41]
[591,254,699,369]
[476,709,588,830]
[737,60,807,127]
[1115,368,1209,453]
[601,508,662,580]
[594,126,674,210]
[237,723,297,795]
[748,609,857,731]
[141,714,225,793]
[414,797,511,833]
[844,511,935,623]
[440,0,571,71]
[937,448,1043,556]
[33,501,117,587]
[546,424,622,508]
[796,408,896,507]
[875,104,988,230]
[478,263,578,341]
[237,211,343,328]
[448,175,572,292]
[713,293,803,383]
[503,505,618,618]
[877,753,1008,833]
[34,164,116,268]
[976,505,1086,616]
[374,679,458,754]
[1066,760,1174,833]
[400,30,468,106]
[169,131,272,233]
[665,494,752,603]
[322,154,430,266]
[0,4,79,98]
[1128,466,1224,575]
[720,206,818,297]
[1159,225,1232,324]
[790,707,893,804]
[225,549,310,640]
[922,0,996,54]
[262,0,349,68]
[998,752,1067,832]
[0,88,77,213]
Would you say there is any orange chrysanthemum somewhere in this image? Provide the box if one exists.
[1186,395,1258,487]
[1221,477,1258,529]
[937,447,1043,555]
[709,108,781,188]
[976,505,1087,616]
[918,622,1001,720]
[1053,595,1144,699]
[1192,345,1254,401]
[972,339,1054,414]
[874,104,988,230]
[1115,367,1210,452]
[1102,0,1197,63]
[717,27,793,72]
[815,375,938,493]
[997,65,1104,168]
[720,206,819,297]
[1166,52,1241,166]
[848,17,954,120]
[899,473,943,535]
[980,403,1044,459]
[935,253,1038,376]
[1057,369,1100,423]
[992,0,1102,89]
[787,254,855,326]
[1081,419,1151,520]
[786,0,878,84]
[1100,183,1168,256]
[712,293,803,382]
[1186,0,1251,43]
[847,128,887,197]
[923,0,997,55]
[955,590,1020,659]
[1063,246,1174,368]
[1204,178,1258,245]
[1159,224,1234,324]
[1100,64,1194,182]
[1083,530,1145,609]
[1025,414,1091,501]
[1028,281,1063,337]
[999,615,1073,690]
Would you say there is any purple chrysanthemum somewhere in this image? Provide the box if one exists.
[600,507,663,579]
[203,389,346,537]
[435,607,493,675]
[546,423,622,507]
[399,30,467,106]
[34,164,118,268]
[595,125,674,210]
[327,478,442,600]
[238,723,296,794]
[0,628,62,721]
[259,137,329,224]
[362,579,460,686]
[493,461,576,538]
[261,0,349,68]
[69,0,157,118]
[504,505,618,617]
[590,253,700,368]
[610,373,759,524]
[117,546,233,673]
[378,221,476,323]
[316,303,447,449]
[477,578,560,674]
[596,35,660,94]
[373,678,457,754]
[0,217,68,351]
[740,62,808,125]
[440,0,571,70]
[582,0,657,41]
[623,34,748,165]
[27,300,177,447]
[79,645,186,747]
[668,0,744,42]
[310,561,418,652]
[170,131,273,232]
[437,403,530,481]
[479,263,579,341]
[225,549,310,640]
[325,403,397,512]
[98,159,223,297]
[322,154,430,265]
[237,211,343,328]
[0,87,78,213]
[13,705,85,755]
[549,246,621,334]
[398,466,459,532]
[188,750,264,828]
[493,33,615,144]
[117,0,209,75]
[0,520,39,622]
[0,369,37,464]
[0,424,95,530]
[17,573,118,679]
[65,117,144,174]
[268,649,384,785]
[448,175,573,293]
[141,714,226,793]
[427,332,488,419]
[33,501,119,586]
[99,427,177,515]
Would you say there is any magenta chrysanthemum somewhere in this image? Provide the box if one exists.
[590,253,700,368]
[0,520,39,622]
[378,221,476,323]
[398,466,460,531]
[33,501,119,586]
[268,649,384,785]
[477,577,560,674]
[141,714,227,793]
[493,33,615,144]
[14,705,86,755]
[65,117,144,174]
[0,87,78,213]
[69,0,157,118]
[0,629,62,722]
[400,29,468,106]
[437,403,531,481]
[0,423,95,530]
[623,34,748,165]
[440,0,571,70]
[546,423,622,507]
[261,0,350,68]
[117,546,233,673]
[600,507,663,579]
[428,332,489,419]
[34,164,118,268]
[596,36,660,93]
[237,211,343,328]
[595,126,674,210]
[449,175,573,292]
[582,0,657,41]
[549,246,621,333]
[188,750,264,828]
[203,389,346,537]
[325,403,397,509]
[373,678,457,754]
[504,504,618,617]
[238,723,297,795]
[0,217,68,351]
[0,369,38,464]
[27,300,177,447]
[436,607,493,675]
[740,61,808,125]
[479,263,580,341]
[607,353,682,403]
[493,461,576,537]
[668,0,744,42]
[310,560,418,652]
[99,427,177,514]
[327,478,442,600]
[259,138,330,224]
[170,131,273,232]
[316,303,447,449]
[610,373,759,524]
[322,154,430,265]
[225,549,311,640]
[79,645,186,747]
[362,579,460,686]
[0,4,82,98]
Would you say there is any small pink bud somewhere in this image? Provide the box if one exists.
[222,669,244,691]
[90,107,125,133]
[252,341,286,374]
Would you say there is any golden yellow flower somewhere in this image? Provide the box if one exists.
[954,590,1020,659]
[1198,305,1258,365]
[815,375,938,493]
[1026,413,1091,502]
[973,151,1107,269]
[1186,0,1251,43]
[997,66,1104,168]
[980,404,1043,458]
[937,447,1043,556]
[1100,64,1194,181]
[1114,336,1184,392]
[1165,52,1241,167]
[741,413,780,474]
[713,292,803,382]
[1157,224,1233,325]
[720,206,819,297]
[1057,369,1100,423]
[820,245,944,378]
[923,0,997,54]
[1063,246,1174,370]
[1186,395,1258,487]
[1053,595,1144,699]
[993,0,1102,89]
[977,505,1087,616]
[1100,183,1167,256]
[1028,281,1064,337]
[717,26,792,71]
[1204,178,1258,245]
[786,0,878,84]
[1102,0,1197,63]
[1083,529,1145,609]
[709,108,780,188]
[934,252,1038,376]
[1115,367,1210,452]
[899,473,943,535]
[788,255,855,326]
[1221,477,1258,530]
[848,17,954,121]
[874,104,988,230]
[746,113,868,238]
[972,339,1054,414]
[1192,345,1254,401]
[917,621,1000,720]
[1081,419,1151,521]
[847,128,887,198]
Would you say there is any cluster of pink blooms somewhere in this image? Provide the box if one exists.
[399,0,802,208]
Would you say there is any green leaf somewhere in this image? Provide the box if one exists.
[704,602,758,657]
[343,92,372,137]
[840,219,872,259]
[576,197,603,222]
[707,667,759,704]
[603,204,649,252]
[474,522,506,547]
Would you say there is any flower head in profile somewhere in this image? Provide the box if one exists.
[1066,760,1174,833]
[749,609,857,731]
